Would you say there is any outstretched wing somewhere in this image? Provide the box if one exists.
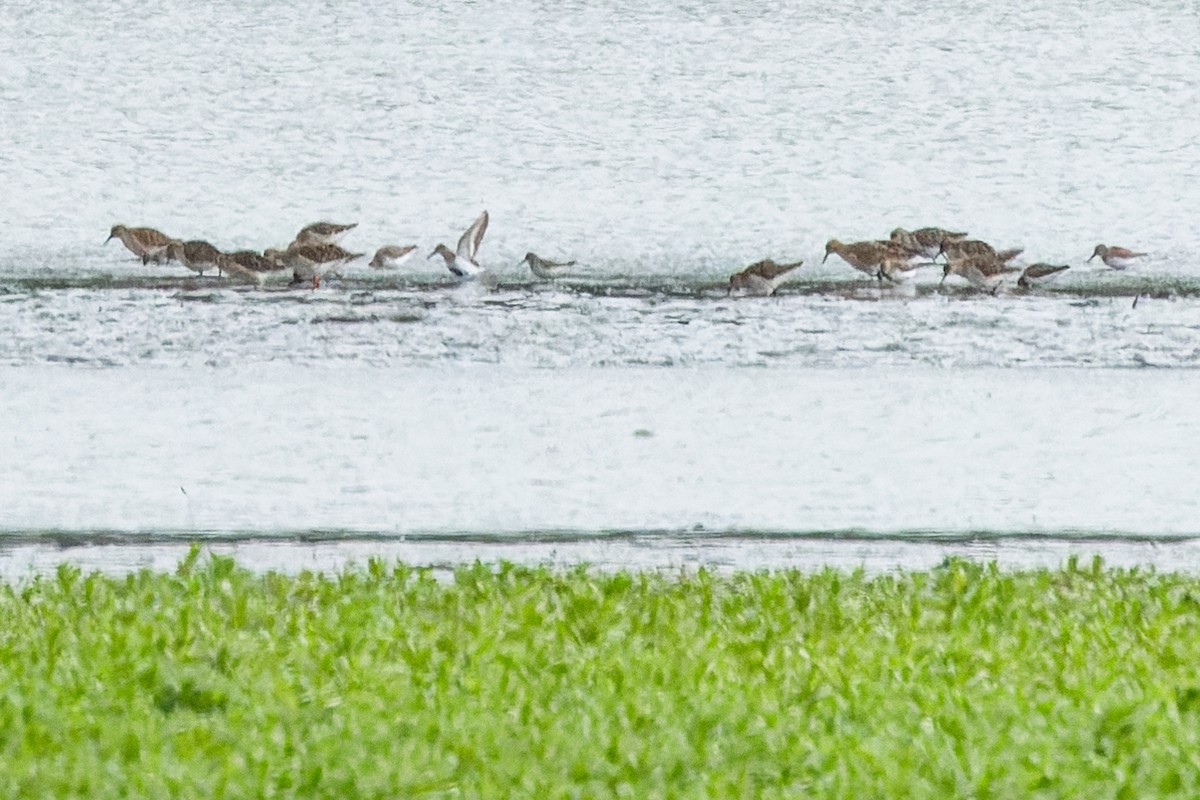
[456,210,489,262]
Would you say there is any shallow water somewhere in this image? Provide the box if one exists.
[2,0,1199,570]
[1,366,1196,535]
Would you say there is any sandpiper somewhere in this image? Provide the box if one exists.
[369,244,418,269]
[293,221,358,246]
[727,258,803,296]
[889,227,968,259]
[877,254,933,284]
[265,243,363,288]
[429,210,489,279]
[165,240,224,277]
[1088,244,1146,270]
[823,239,915,278]
[521,252,576,280]
[106,225,175,264]
[1017,263,1070,289]
[938,238,992,262]
[940,254,1021,289]
[218,250,289,286]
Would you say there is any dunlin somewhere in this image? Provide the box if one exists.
[727,258,803,296]
[520,252,576,280]
[823,239,915,278]
[369,244,418,269]
[1017,263,1070,289]
[889,227,968,259]
[165,240,223,277]
[1088,244,1146,270]
[218,250,288,286]
[265,243,363,288]
[937,238,992,261]
[877,254,933,284]
[429,210,489,279]
[940,254,1020,289]
[106,225,175,264]
[293,221,358,246]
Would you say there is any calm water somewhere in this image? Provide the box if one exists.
[2,0,1199,571]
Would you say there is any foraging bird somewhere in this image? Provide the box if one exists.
[877,254,932,284]
[165,240,224,277]
[727,258,803,296]
[369,245,418,269]
[106,225,175,264]
[429,210,489,279]
[823,239,916,277]
[1088,244,1146,270]
[940,254,1021,289]
[264,243,363,288]
[217,250,289,286]
[1017,263,1070,289]
[520,252,576,280]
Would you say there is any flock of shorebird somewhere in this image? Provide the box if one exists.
[732,228,1147,297]
[105,211,574,289]
[106,215,1146,296]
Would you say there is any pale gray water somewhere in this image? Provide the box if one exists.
[1,0,1199,570]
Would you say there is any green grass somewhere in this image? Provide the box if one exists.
[2,552,1200,798]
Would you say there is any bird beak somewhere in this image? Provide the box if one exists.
[427,251,437,260]
[821,253,829,264]
[1087,254,1096,262]
[104,234,114,243]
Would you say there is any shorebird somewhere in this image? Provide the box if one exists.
[1017,263,1070,289]
[889,227,968,259]
[938,239,1023,265]
[520,252,576,280]
[429,210,489,279]
[940,254,1021,289]
[165,240,223,277]
[293,221,357,246]
[727,259,803,296]
[1088,244,1146,270]
[369,245,418,269]
[217,250,289,286]
[264,243,363,288]
[877,254,933,284]
[823,239,915,278]
[106,225,175,264]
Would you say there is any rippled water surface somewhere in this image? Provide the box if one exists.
[2,0,1199,564]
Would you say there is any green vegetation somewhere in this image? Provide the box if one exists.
[2,553,1200,798]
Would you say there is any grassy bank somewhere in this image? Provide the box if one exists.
[2,554,1199,797]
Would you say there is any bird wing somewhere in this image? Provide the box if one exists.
[137,228,173,247]
[1109,247,1146,259]
[755,260,803,280]
[457,211,489,262]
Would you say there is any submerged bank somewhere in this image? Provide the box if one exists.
[2,555,1198,797]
